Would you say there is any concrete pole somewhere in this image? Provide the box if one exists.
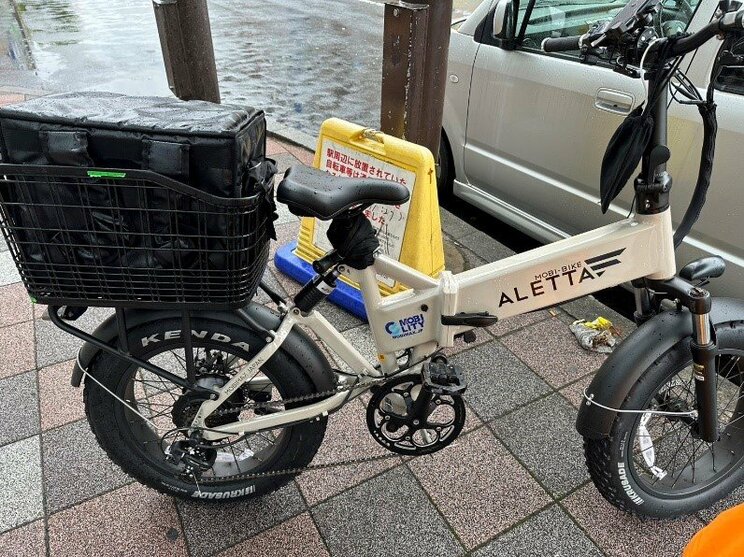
[152,0,220,103]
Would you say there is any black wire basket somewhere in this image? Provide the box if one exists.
[0,164,272,309]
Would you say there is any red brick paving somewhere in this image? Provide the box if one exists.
[0,283,33,328]
[562,484,704,557]
[501,318,606,387]
[47,483,187,557]
[37,360,85,431]
[296,399,400,506]
[216,513,329,557]
[0,93,25,107]
[0,321,36,379]
[409,427,552,549]
[266,137,288,156]
[0,519,45,557]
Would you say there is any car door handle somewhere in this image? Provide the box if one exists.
[595,88,634,115]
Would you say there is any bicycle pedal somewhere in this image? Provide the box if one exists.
[422,361,467,396]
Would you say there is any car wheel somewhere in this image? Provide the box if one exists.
[437,135,454,200]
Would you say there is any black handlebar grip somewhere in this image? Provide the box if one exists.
[719,8,744,31]
[542,34,582,53]
[672,9,744,56]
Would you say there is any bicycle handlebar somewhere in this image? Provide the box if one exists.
[541,8,744,57]
[670,10,744,56]
[541,34,583,53]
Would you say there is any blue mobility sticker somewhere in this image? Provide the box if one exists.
[385,314,425,339]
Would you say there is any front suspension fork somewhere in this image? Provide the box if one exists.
[646,277,719,443]
[689,288,719,443]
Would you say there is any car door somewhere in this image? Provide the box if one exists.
[462,0,704,239]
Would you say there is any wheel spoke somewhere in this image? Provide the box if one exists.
[629,351,744,498]
[111,339,291,486]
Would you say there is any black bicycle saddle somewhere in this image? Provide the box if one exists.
[276,165,410,220]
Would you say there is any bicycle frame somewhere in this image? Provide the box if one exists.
[195,208,677,440]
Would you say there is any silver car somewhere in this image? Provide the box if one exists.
[441,0,743,297]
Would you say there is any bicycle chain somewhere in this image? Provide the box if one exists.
[174,373,421,484]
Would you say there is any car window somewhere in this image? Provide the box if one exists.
[714,36,744,95]
[518,0,703,52]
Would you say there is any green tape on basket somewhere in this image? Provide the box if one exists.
[87,170,127,179]
[29,296,37,304]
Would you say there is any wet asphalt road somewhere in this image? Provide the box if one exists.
[7,0,479,135]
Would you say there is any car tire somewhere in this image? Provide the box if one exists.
[437,134,455,200]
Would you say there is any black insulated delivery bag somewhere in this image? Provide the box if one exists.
[0,91,278,309]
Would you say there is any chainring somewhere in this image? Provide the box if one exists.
[366,374,466,455]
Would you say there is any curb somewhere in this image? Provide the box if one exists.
[0,85,44,97]
[265,116,317,153]
[7,0,36,71]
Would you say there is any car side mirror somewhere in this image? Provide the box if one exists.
[492,0,516,41]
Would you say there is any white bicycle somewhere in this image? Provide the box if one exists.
[6,0,744,519]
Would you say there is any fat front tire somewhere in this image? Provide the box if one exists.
[84,316,327,501]
[585,320,744,518]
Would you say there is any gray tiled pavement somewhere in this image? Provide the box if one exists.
[0,134,728,557]
[0,436,44,532]
[490,394,588,497]
[473,505,603,557]
[313,466,462,557]
[178,483,306,557]
[0,370,38,446]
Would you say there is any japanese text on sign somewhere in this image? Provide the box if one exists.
[312,139,416,287]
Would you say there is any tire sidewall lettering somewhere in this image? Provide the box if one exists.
[619,431,628,459]
[141,330,251,353]
[616,461,645,505]
[190,484,256,499]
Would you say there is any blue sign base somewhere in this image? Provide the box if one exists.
[274,241,368,321]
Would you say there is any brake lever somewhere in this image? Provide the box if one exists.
[580,51,602,65]
[717,49,744,67]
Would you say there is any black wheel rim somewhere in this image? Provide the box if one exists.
[115,341,289,485]
[628,349,744,498]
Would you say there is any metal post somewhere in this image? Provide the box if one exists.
[381,0,453,156]
[152,0,221,103]
[380,3,429,141]
[416,0,453,157]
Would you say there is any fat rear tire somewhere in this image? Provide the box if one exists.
[84,316,327,501]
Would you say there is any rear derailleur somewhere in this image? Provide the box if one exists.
[164,351,270,479]
[166,437,216,480]
[366,357,467,455]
